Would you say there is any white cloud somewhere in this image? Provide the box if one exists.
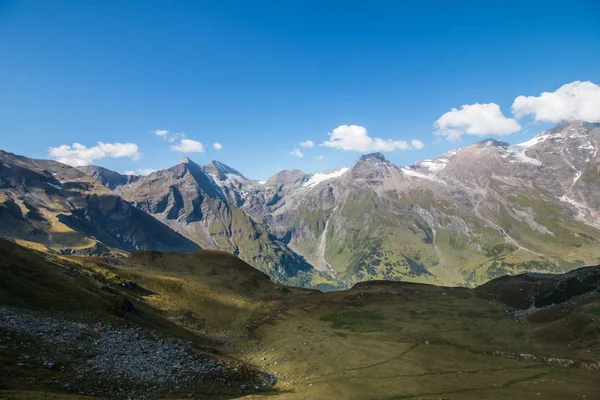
[411,139,425,150]
[300,140,315,148]
[123,170,136,175]
[137,168,156,175]
[321,125,418,152]
[213,142,223,150]
[153,129,184,143]
[48,142,141,167]
[171,139,204,153]
[290,148,304,158]
[512,81,600,123]
[153,129,169,137]
[316,155,325,160]
[435,103,521,141]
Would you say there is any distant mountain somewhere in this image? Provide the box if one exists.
[78,165,140,191]
[0,150,198,255]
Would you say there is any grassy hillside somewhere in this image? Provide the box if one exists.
[0,239,598,399]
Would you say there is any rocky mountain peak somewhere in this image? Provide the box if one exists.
[345,151,405,187]
[352,152,397,172]
[204,160,246,182]
[266,169,308,187]
[473,138,510,149]
[358,152,387,162]
[158,158,224,200]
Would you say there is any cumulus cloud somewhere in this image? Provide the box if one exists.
[435,103,521,141]
[512,81,600,123]
[123,170,136,175]
[48,142,141,167]
[171,139,204,153]
[316,154,325,160]
[321,125,422,152]
[411,139,425,150]
[213,142,223,150]
[299,140,315,148]
[290,148,304,158]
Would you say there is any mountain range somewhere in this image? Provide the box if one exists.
[1,121,599,289]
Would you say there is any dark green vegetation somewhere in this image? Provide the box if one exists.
[0,238,599,399]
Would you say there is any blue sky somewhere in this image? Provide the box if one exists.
[1,0,599,180]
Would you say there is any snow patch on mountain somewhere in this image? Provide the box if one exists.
[303,168,349,188]
[419,159,448,174]
[505,137,544,166]
[401,167,447,184]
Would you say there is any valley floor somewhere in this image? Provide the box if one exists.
[229,282,600,400]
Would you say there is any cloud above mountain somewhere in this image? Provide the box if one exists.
[512,81,600,123]
[213,142,223,150]
[321,125,423,152]
[123,168,156,176]
[171,139,204,153]
[290,148,304,158]
[434,80,600,141]
[299,140,314,148]
[435,103,521,141]
[152,129,183,143]
[411,139,425,149]
[48,142,141,166]
[137,168,157,175]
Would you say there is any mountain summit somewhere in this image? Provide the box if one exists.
[203,160,247,183]
[358,152,387,162]
[346,151,405,187]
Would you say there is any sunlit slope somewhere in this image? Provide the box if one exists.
[236,272,599,399]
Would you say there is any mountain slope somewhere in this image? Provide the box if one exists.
[0,237,281,398]
[0,151,198,255]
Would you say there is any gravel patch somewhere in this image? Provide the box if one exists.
[0,307,275,398]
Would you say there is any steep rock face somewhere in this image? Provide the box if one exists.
[0,151,198,255]
[202,160,267,215]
